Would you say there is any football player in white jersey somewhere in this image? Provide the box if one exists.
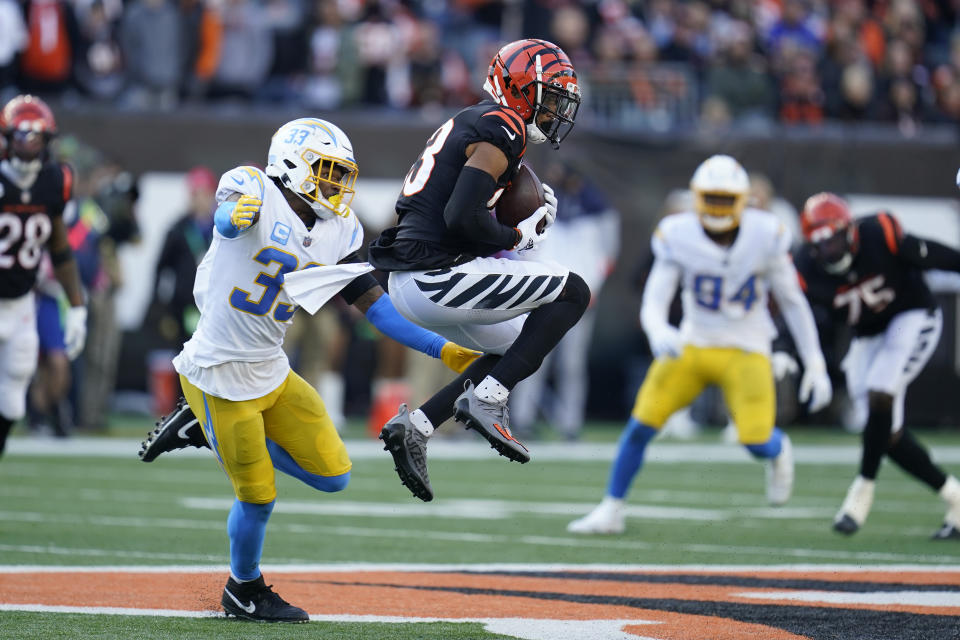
[568,155,833,535]
[140,118,481,622]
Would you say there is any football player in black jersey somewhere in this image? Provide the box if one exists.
[369,39,590,502]
[795,192,960,539]
[0,95,86,458]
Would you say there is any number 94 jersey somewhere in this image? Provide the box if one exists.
[653,209,793,354]
[179,166,364,375]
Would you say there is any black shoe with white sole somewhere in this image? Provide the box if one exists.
[221,575,308,623]
[138,396,208,462]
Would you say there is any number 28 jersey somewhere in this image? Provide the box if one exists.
[369,100,527,271]
[0,160,73,299]
[174,166,364,400]
[653,208,796,355]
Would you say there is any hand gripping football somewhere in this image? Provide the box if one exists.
[495,164,547,232]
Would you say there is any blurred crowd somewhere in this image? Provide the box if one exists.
[1,0,960,134]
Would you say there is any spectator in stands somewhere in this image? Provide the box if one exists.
[153,166,216,349]
[119,0,182,109]
[704,21,776,125]
[778,46,825,123]
[207,0,273,101]
[0,0,26,100]
[73,0,124,101]
[178,0,221,101]
[18,0,77,97]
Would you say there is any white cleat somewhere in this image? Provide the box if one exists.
[567,497,626,535]
[766,434,794,506]
[933,476,960,540]
[833,475,875,535]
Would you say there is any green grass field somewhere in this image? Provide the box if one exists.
[2,420,960,639]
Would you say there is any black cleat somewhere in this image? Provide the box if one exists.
[379,404,433,502]
[833,513,860,535]
[932,523,960,540]
[221,575,308,623]
[138,397,208,462]
[453,381,529,463]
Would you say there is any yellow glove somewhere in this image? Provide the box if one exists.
[440,341,483,373]
[231,194,262,231]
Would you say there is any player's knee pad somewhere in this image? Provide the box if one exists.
[558,272,590,310]
[234,480,278,505]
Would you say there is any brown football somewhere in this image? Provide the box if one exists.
[495,163,546,232]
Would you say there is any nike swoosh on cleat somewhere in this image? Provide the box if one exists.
[224,588,256,613]
[177,419,199,440]
[493,422,526,449]
[500,126,516,140]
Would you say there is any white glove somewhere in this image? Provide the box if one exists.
[771,351,800,380]
[798,357,832,413]
[541,182,558,231]
[648,326,683,359]
[64,306,87,360]
[513,206,551,252]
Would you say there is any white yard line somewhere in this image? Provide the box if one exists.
[12,437,960,463]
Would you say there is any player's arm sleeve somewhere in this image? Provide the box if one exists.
[900,235,960,272]
[443,165,519,250]
[639,256,681,340]
[355,287,446,359]
[768,252,827,370]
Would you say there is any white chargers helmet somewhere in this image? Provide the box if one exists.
[690,154,750,233]
[266,118,358,220]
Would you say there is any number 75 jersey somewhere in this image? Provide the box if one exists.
[652,208,795,354]
[182,165,364,368]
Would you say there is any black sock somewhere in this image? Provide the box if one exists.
[488,273,589,390]
[860,403,893,480]
[0,415,14,457]
[887,430,948,491]
[420,355,501,427]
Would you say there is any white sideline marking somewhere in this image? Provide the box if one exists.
[11,437,960,464]
[181,496,834,522]
[737,590,960,608]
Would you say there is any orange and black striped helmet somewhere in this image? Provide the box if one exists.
[484,39,581,148]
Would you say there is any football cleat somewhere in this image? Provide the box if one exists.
[138,397,208,462]
[567,498,626,535]
[933,476,960,540]
[453,380,530,464]
[221,575,309,623]
[766,434,794,506]
[379,404,433,502]
[931,523,960,540]
[833,475,875,535]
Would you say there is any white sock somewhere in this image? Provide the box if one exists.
[230,572,259,583]
[940,476,960,503]
[474,376,509,404]
[601,495,625,509]
[409,408,435,438]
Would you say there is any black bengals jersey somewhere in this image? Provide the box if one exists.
[0,161,73,299]
[794,212,941,337]
[369,100,527,271]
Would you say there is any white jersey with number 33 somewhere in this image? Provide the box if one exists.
[652,208,795,355]
[173,165,363,400]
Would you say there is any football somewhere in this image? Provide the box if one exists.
[496,163,546,231]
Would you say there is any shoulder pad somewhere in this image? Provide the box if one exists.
[216,166,267,203]
[475,105,526,158]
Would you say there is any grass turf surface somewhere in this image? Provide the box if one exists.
[2,423,960,638]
